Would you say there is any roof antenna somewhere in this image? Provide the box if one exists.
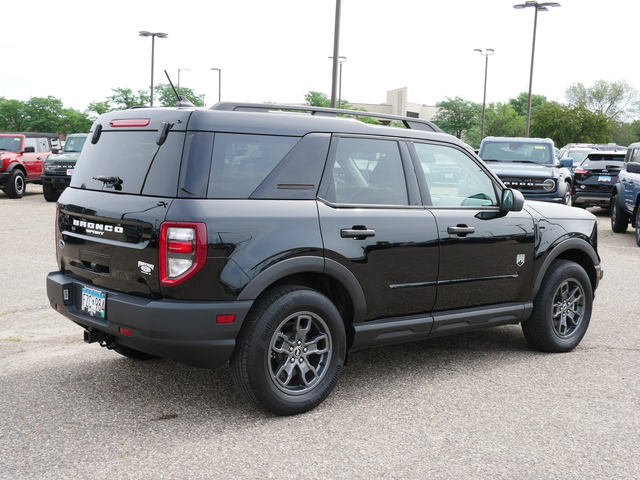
[164,70,195,107]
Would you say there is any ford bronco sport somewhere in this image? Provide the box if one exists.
[0,132,61,198]
[46,103,603,415]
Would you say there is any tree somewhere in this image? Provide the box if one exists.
[305,91,331,107]
[432,96,480,139]
[565,79,640,122]
[107,88,149,110]
[508,92,547,117]
[155,84,206,107]
[59,108,93,134]
[530,101,612,146]
[484,103,526,138]
[612,120,640,146]
[86,101,113,119]
[23,96,66,132]
[0,98,28,131]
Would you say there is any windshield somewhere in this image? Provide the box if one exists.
[63,136,87,153]
[480,141,554,164]
[0,136,23,152]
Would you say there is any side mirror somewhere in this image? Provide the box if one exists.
[626,162,640,174]
[51,148,60,154]
[23,146,35,153]
[501,188,524,212]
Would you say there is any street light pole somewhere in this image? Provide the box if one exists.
[139,31,168,107]
[177,68,190,95]
[328,56,347,108]
[474,48,494,140]
[513,1,560,137]
[330,0,342,108]
[211,68,221,103]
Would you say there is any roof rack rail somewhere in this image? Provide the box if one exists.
[210,102,442,133]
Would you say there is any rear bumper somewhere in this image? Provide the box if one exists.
[571,191,612,207]
[46,270,252,369]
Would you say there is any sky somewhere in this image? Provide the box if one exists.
[2,0,637,113]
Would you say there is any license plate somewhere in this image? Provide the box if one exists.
[81,287,106,318]
[598,176,611,182]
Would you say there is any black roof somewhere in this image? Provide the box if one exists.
[0,132,60,138]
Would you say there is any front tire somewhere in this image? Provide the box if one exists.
[522,260,592,353]
[635,208,640,247]
[4,170,26,198]
[42,182,61,202]
[610,194,629,233]
[230,286,346,415]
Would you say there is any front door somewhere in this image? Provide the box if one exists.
[410,141,535,311]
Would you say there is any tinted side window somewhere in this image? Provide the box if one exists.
[207,134,298,199]
[413,142,498,207]
[328,137,408,205]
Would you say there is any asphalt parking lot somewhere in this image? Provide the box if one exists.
[1,185,638,480]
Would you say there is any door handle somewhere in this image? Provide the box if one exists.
[341,227,375,239]
[447,225,475,236]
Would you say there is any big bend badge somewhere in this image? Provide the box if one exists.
[516,254,526,267]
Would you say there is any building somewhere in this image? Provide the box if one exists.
[350,87,437,122]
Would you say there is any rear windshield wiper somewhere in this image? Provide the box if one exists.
[93,175,123,191]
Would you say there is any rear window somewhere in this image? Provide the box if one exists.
[70,131,185,196]
[582,159,625,169]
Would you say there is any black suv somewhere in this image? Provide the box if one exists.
[46,103,603,415]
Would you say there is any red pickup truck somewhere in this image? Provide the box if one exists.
[0,132,62,198]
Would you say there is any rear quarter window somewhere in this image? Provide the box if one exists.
[207,134,299,199]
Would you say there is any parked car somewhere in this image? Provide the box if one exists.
[41,133,88,202]
[0,132,61,198]
[571,151,626,208]
[46,103,603,415]
[558,143,627,176]
[478,136,573,204]
[611,141,640,244]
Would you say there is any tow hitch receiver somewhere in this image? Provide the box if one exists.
[83,329,117,349]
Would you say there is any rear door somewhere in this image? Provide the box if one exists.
[60,112,190,298]
[318,136,439,321]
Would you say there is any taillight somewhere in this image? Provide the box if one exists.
[159,222,207,286]
[574,167,588,175]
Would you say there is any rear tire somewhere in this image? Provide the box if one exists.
[610,194,629,233]
[635,208,640,247]
[522,260,592,353]
[43,182,61,202]
[4,170,26,198]
[230,286,346,415]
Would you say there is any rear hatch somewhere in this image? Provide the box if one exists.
[56,108,192,299]
[574,157,625,192]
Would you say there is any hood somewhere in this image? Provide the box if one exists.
[486,162,558,178]
[46,152,81,162]
[526,201,596,220]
